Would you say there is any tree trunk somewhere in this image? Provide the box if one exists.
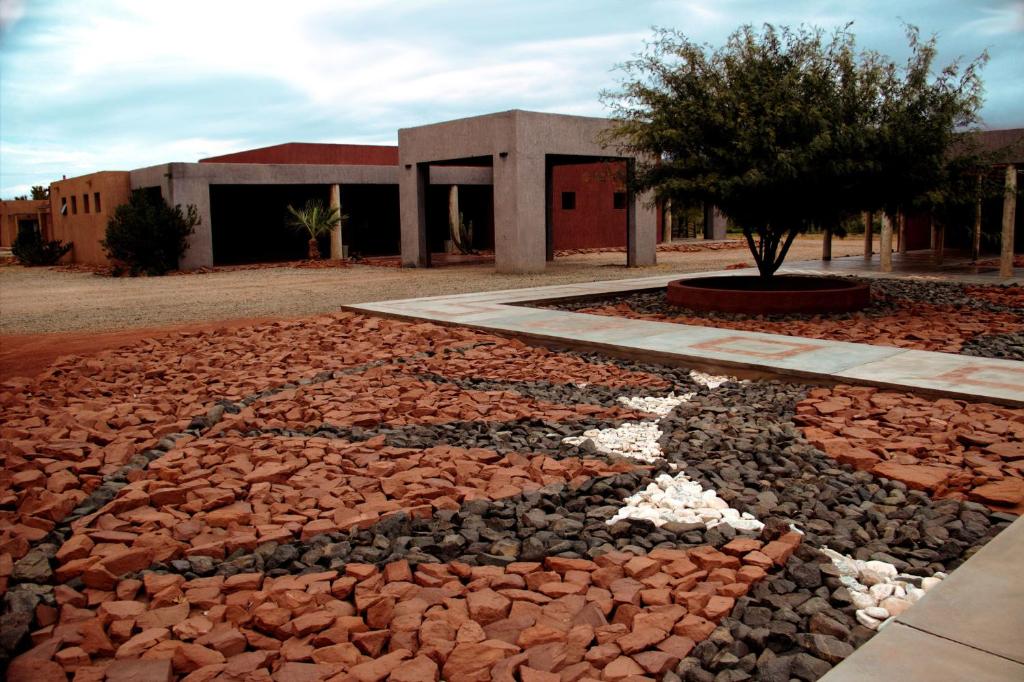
[743,226,799,278]
[308,238,320,260]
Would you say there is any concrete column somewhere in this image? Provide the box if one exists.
[863,211,873,258]
[1002,164,1017,279]
[897,210,907,254]
[494,151,546,273]
[447,185,459,254]
[399,163,430,267]
[663,200,673,243]
[625,159,656,267]
[932,217,944,265]
[171,177,213,270]
[706,206,728,240]
[822,226,832,261]
[880,212,893,273]
[329,184,343,259]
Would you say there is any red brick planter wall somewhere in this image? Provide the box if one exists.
[666,275,871,315]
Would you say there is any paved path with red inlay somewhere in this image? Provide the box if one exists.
[348,264,1024,406]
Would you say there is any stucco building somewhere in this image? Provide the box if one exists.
[23,110,1016,273]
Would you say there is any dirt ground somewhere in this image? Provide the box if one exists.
[0,236,867,379]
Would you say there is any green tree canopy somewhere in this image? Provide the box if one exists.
[604,24,987,276]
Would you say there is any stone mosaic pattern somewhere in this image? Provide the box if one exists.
[0,313,1018,681]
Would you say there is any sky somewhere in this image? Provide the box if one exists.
[1,0,1022,198]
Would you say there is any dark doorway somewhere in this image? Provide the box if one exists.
[425,185,494,254]
[340,184,400,257]
[210,184,328,265]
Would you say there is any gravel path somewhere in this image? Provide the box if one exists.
[0,237,867,335]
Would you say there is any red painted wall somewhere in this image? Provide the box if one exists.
[551,161,626,250]
[200,143,399,166]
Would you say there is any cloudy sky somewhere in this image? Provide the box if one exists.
[1,0,1021,197]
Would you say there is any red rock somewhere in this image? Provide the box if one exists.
[99,600,147,622]
[99,547,154,576]
[195,624,247,657]
[673,615,715,642]
[467,588,512,625]
[700,595,735,622]
[389,654,440,682]
[115,628,170,658]
[656,635,695,659]
[5,656,69,681]
[104,658,174,682]
[720,538,763,557]
[172,643,226,673]
[310,642,361,666]
[544,557,597,573]
[54,643,90,667]
[871,462,952,492]
[272,662,334,681]
[602,656,645,680]
[970,478,1024,506]
[585,642,621,667]
[632,650,680,674]
[442,640,521,682]
[521,666,561,682]
[622,557,660,580]
[290,610,336,637]
[517,624,567,649]
[760,541,796,567]
[351,629,390,657]
[347,649,412,682]
[616,627,666,654]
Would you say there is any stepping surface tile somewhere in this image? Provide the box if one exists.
[348,268,1024,405]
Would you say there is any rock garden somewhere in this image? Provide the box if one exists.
[540,278,1024,360]
[0,312,1021,682]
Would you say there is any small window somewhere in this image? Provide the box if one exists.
[561,191,576,210]
[83,193,90,213]
[94,192,101,213]
[613,192,627,210]
[71,196,77,215]
[60,197,67,215]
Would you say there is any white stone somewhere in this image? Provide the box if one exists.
[850,591,877,610]
[607,472,763,532]
[921,576,942,591]
[880,596,912,617]
[617,393,693,416]
[563,421,666,463]
[869,583,895,601]
[906,586,926,604]
[689,370,734,388]
[855,610,882,630]
[864,606,890,620]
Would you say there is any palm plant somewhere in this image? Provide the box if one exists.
[286,200,344,260]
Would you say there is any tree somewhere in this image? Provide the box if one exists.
[30,185,49,200]
[604,24,986,277]
[12,223,71,265]
[286,199,344,260]
[103,190,199,275]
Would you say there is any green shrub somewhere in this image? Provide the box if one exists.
[11,223,71,265]
[103,190,199,275]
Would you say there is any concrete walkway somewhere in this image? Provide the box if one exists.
[821,514,1024,682]
[348,264,1024,406]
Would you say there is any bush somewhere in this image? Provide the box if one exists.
[103,190,199,275]
[11,223,71,265]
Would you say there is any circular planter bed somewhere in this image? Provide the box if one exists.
[667,275,871,315]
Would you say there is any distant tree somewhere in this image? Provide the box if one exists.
[30,185,49,200]
[286,200,344,260]
[12,194,28,201]
[103,190,199,275]
[604,24,987,277]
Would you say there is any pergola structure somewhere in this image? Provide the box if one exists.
[397,110,657,273]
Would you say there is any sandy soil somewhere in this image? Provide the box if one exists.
[0,236,868,379]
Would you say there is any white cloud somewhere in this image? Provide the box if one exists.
[956,2,1024,36]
